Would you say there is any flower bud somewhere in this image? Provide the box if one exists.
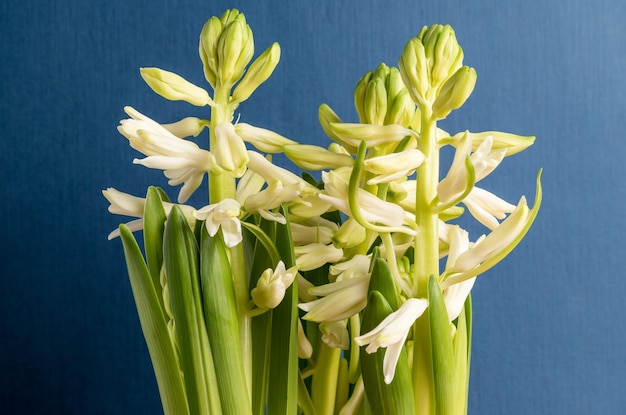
[284,144,354,170]
[320,321,350,349]
[332,218,367,249]
[319,104,357,154]
[162,117,208,138]
[400,24,464,107]
[235,122,296,153]
[398,37,429,106]
[294,243,344,271]
[432,66,477,119]
[199,9,254,89]
[213,122,249,177]
[448,130,536,156]
[328,122,417,148]
[297,319,313,359]
[139,67,211,106]
[418,24,463,87]
[232,42,281,103]
[355,64,415,127]
[217,13,254,88]
[251,261,298,309]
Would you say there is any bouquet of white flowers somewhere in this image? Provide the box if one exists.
[105,9,541,415]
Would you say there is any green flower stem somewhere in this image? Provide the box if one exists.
[311,342,342,415]
[208,85,253,395]
[412,107,440,414]
[209,86,237,202]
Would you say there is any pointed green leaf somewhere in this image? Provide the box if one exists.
[143,187,167,310]
[267,206,299,415]
[248,218,276,415]
[368,248,400,311]
[164,206,220,415]
[200,228,252,415]
[119,224,189,415]
[428,275,454,415]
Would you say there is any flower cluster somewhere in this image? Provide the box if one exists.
[105,11,541,415]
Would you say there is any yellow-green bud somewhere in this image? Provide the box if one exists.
[432,66,477,119]
[162,117,208,138]
[199,9,254,89]
[354,71,372,123]
[428,25,464,87]
[332,217,366,249]
[319,104,358,154]
[217,13,254,88]
[400,24,464,107]
[354,64,415,126]
[398,37,429,106]
[284,144,354,170]
[232,42,281,103]
[447,130,536,156]
[235,122,296,153]
[139,67,211,106]
[199,16,223,87]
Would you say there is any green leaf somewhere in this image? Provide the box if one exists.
[200,227,252,415]
[248,218,276,415]
[368,248,399,311]
[163,206,220,415]
[360,291,414,415]
[428,275,454,415]
[266,206,299,415]
[143,187,167,311]
[119,224,189,415]
[453,295,472,415]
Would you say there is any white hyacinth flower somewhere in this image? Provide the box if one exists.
[354,298,428,384]
[299,276,370,322]
[102,188,196,239]
[213,122,249,177]
[441,195,532,288]
[319,169,408,229]
[294,242,343,271]
[320,320,350,350]
[289,218,339,246]
[118,106,215,203]
[194,198,243,247]
[329,255,371,282]
[442,225,475,321]
[241,179,302,224]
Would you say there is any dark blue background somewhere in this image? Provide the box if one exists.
[2,1,623,413]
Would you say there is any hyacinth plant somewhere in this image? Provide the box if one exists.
[104,9,541,415]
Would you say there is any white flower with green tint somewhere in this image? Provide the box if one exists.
[355,298,428,384]
[118,106,215,203]
[251,261,298,309]
[194,198,243,247]
[102,187,196,239]
[213,122,249,177]
[299,276,370,322]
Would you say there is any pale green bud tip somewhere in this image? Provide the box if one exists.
[432,66,477,119]
[398,38,429,105]
[232,42,281,103]
[139,67,211,106]
[216,13,254,87]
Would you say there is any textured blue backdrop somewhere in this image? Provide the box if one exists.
[1,0,624,413]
